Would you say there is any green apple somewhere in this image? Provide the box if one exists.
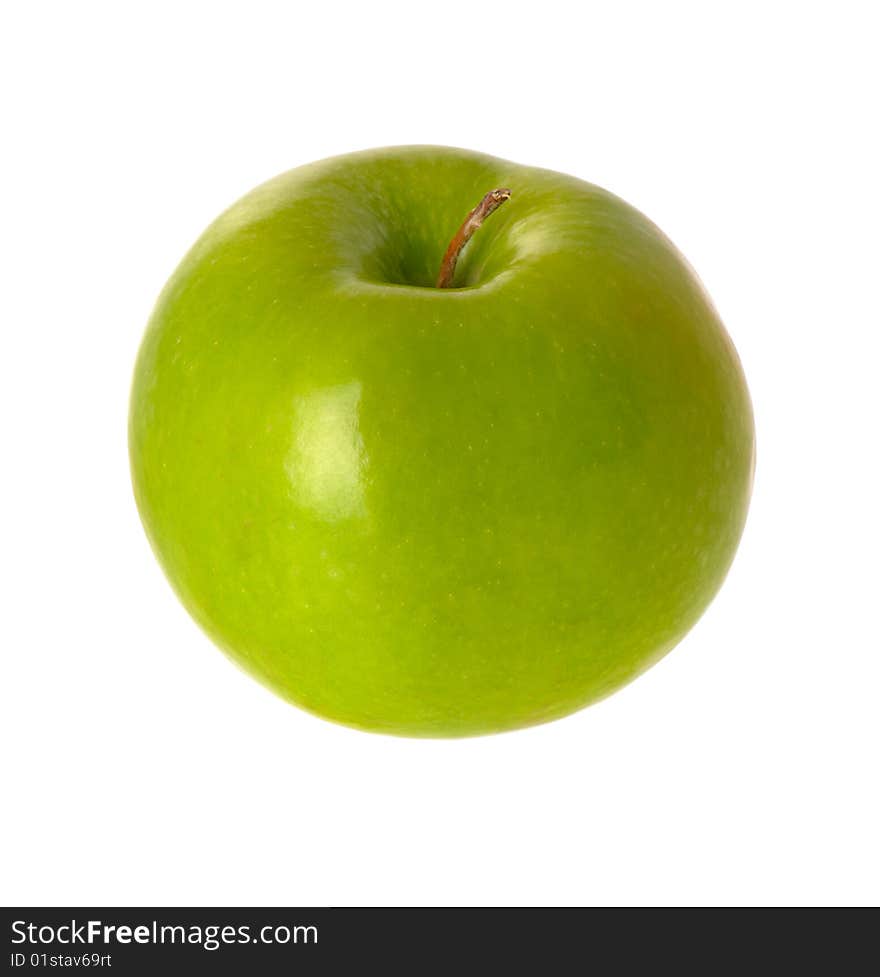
[129,145,754,737]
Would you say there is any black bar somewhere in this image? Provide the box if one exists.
[1,907,876,975]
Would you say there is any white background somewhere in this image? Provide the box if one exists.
[2,1,878,907]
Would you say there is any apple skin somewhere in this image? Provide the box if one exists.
[129,146,754,737]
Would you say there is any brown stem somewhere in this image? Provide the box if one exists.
[436,188,511,288]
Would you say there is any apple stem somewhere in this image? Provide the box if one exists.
[436,188,511,288]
